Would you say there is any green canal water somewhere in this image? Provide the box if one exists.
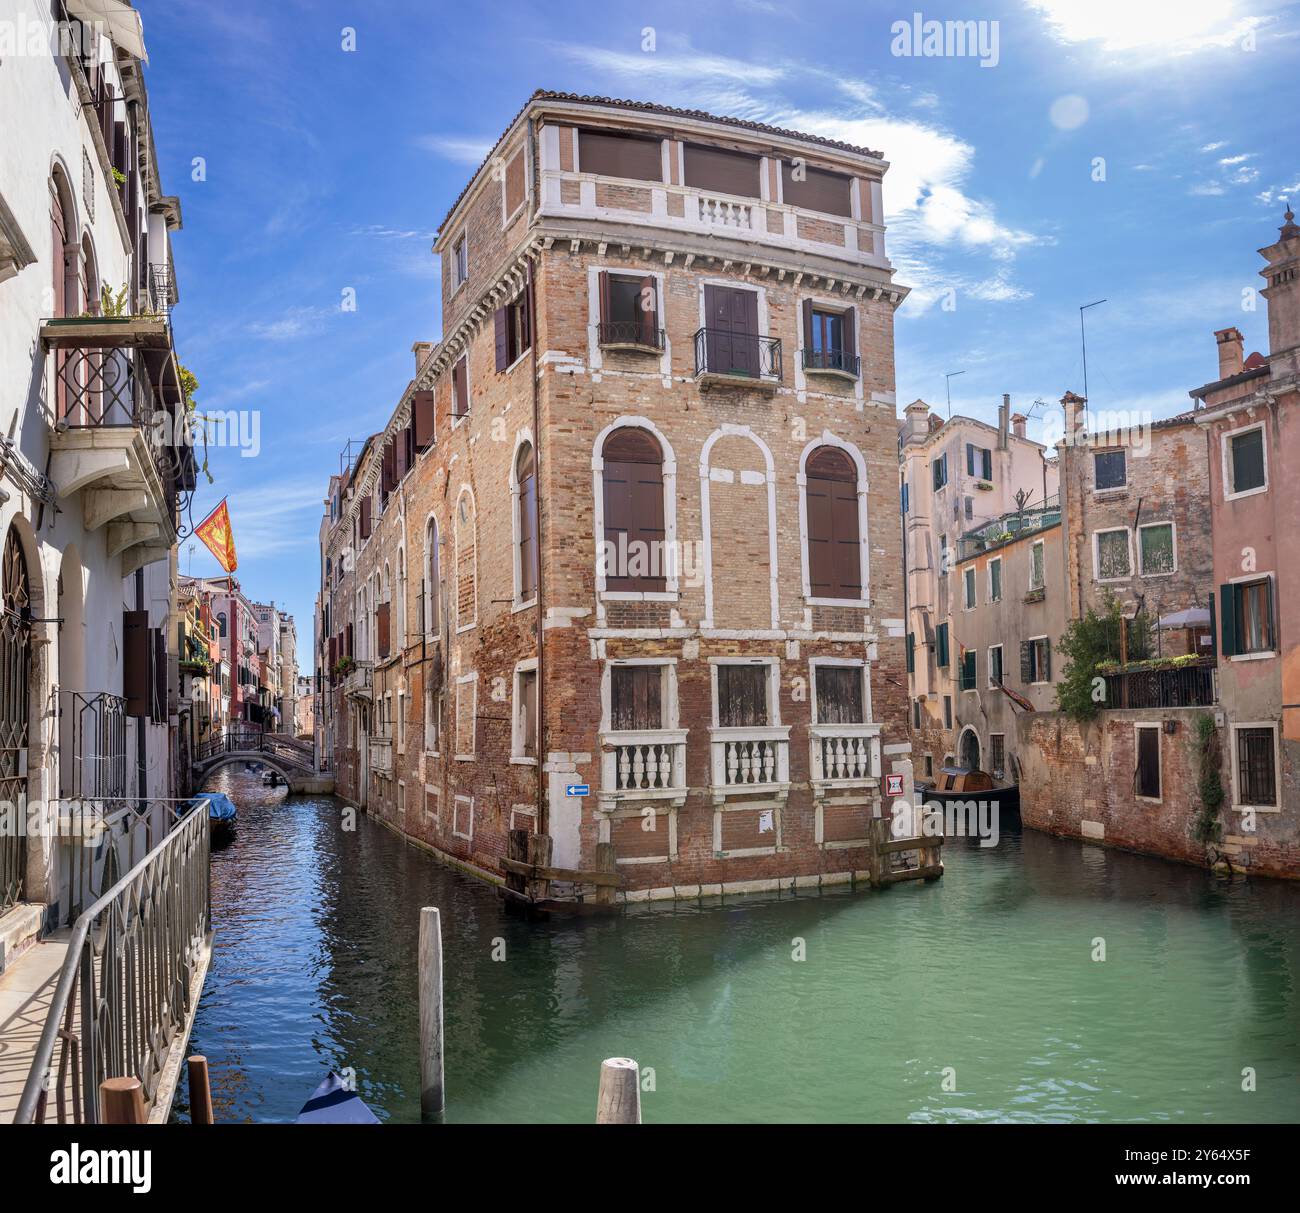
[173,769,1300,1124]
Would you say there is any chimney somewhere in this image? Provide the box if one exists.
[1010,412,1027,438]
[1061,391,1086,447]
[1259,208,1300,362]
[1214,327,1244,379]
[927,412,943,434]
[997,394,1010,450]
[412,340,433,376]
[902,398,931,445]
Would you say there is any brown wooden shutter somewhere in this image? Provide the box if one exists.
[601,428,665,592]
[124,610,150,717]
[494,306,510,372]
[518,448,538,600]
[382,442,396,493]
[395,429,408,481]
[377,602,391,658]
[806,446,859,598]
[412,391,436,449]
[152,628,167,722]
[639,275,657,345]
[598,271,611,331]
[346,622,354,657]
[329,634,337,670]
[611,665,662,731]
[802,299,814,352]
[359,496,372,539]
[842,306,856,361]
[453,357,468,416]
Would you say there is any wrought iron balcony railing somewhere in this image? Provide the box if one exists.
[802,347,860,377]
[597,321,665,351]
[57,689,128,800]
[1102,658,1217,710]
[693,328,782,382]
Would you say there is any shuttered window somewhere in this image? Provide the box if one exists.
[906,631,915,673]
[578,129,662,181]
[683,143,761,197]
[1228,427,1265,494]
[452,356,469,420]
[780,161,852,216]
[123,611,150,717]
[598,272,660,348]
[517,443,538,601]
[359,496,372,540]
[494,292,531,371]
[1221,577,1275,655]
[601,427,666,592]
[412,391,436,450]
[805,446,861,600]
[966,443,992,480]
[936,622,949,668]
[815,665,864,725]
[1022,637,1051,683]
[959,650,976,691]
[716,664,769,727]
[376,602,390,659]
[502,148,526,219]
[611,665,663,731]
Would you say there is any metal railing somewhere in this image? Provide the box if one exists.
[1103,659,1217,710]
[15,799,211,1124]
[597,321,665,350]
[802,347,860,376]
[57,689,127,800]
[693,328,782,381]
[194,726,316,772]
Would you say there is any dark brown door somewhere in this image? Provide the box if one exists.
[704,285,760,376]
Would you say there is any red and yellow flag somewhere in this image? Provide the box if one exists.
[195,498,237,573]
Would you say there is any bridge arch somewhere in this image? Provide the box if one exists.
[194,753,302,791]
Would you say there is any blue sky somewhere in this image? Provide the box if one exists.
[136,0,1300,672]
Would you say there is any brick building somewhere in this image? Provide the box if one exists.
[315,91,914,901]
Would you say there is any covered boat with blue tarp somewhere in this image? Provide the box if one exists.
[189,792,237,835]
[296,1073,380,1124]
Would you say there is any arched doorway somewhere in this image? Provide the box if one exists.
[959,726,981,772]
[1,528,33,911]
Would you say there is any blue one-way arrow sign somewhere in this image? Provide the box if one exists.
[565,783,590,797]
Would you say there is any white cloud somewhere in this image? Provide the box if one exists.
[248,305,338,342]
[1218,153,1254,165]
[1026,0,1263,55]
[1200,141,1228,151]
[414,134,493,165]
[554,43,787,86]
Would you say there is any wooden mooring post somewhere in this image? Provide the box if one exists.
[187,1055,213,1125]
[419,906,445,1121]
[100,1077,145,1125]
[595,1057,640,1124]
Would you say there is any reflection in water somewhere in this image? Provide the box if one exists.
[174,769,1300,1124]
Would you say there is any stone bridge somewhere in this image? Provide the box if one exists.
[192,730,334,796]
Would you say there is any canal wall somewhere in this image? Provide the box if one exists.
[1017,709,1299,879]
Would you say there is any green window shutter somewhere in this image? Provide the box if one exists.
[1207,591,1217,659]
[906,631,915,673]
[1266,576,1277,651]
[937,622,949,668]
[1219,584,1237,657]
[1044,639,1052,682]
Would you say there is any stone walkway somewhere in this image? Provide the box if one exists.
[0,934,70,1123]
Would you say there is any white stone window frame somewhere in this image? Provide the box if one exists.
[509,803,537,833]
[956,724,982,768]
[807,656,872,726]
[796,430,871,610]
[701,425,779,628]
[499,145,530,230]
[708,655,783,729]
[988,732,1006,779]
[695,278,780,386]
[511,656,539,765]
[987,643,1004,689]
[1029,538,1046,591]
[1133,721,1163,804]
[1091,526,1133,584]
[1028,634,1050,686]
[450,227,469,294]
[454,484,478,633]
[423,513,442,640]
[454,671,478,761]
[1226,570,1278,661]
[590,416,679,617]
[452,793,474,842]
[962,564,977,611]
[396,687,406,754]
[509,428,538,612]
[424,783,440,827]
[600,657,680,733]
[585,264,671,379]
[988,555,1003,603]
[1230,721,1281,814]
[1136,520,1178,578]
[451,351,471,430]
[1221,419,1269,502]
[794,293,865,405]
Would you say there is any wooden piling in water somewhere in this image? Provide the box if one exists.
[187,1055,213,1125]
[100,1077,145,1125]
[593,842,617,906]
[595,1057,640,1124]
[419,906,445,1121]
[525,833,553,902]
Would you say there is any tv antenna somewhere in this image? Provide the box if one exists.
[944,370,966,420]
[1079,299,1106,413]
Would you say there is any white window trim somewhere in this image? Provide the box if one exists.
[1133,722,1163,804]
[702,425,780,627]
[1227,571,1278,661]
[454,485,477,632]
[988,555,1002,602]
[1028,634,1050,686]
[987,644,1004,689]
[600,657,679,733]
[962,565,977,611]
[1229,721,1281,813]
[1221,419,1269,502]
[695,278,779,384]
[452,793,474,842]
[585,264,670,378]
[511,657,539,764]
[1136,520,1178,578]
[450,228,469,293]
[794,294,864,402]
[795,430,871,610]
[424,784,440,827]
[509,429,538,611]
[708,656,782,728]
[1029,538,1046,591]
[454,671,478,761]
[807,657,872,726]
[509,804,537,833]
[590,416,679,618]
[1092,526,1133,584]
[1092,447,1128,492]
[423,514,442,640]
[988,732,1006,779]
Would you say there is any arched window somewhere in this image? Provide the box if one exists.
[396,549,406,650]
[217,611,227,638]
[516,442,537,601]
[601,427,665,592]
[805,445,861,600]
[455,489,477,629]
[425,517,440,634]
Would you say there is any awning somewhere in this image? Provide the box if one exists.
[65,0,148,63]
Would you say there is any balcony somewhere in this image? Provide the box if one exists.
[597,320,665,353]
[57,689,128,800]
[693,328,782,390]
[41,320,190,572]
[1101,657,1217,710]
[369,734,392,775]
[810,723,881,800]
[342,660,374,699]
[801,347,860,381]
[709,726,791,804]
[598,729,688,811]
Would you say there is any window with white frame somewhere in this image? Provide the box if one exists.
[1224,423,1266,498]
[1135,724,1161,801]
[1137,522,1175,576]
[512,660,538,761]
[608,663,667,731]
[1029,539,1045,591]
[452,234,468,288]
[454,672,477,759]
[963,565,976,610]
[988,556,1002,602]
[713,660,775,727]
[397,689,405,752]
[988,644,1003,687]
[452,794,473,841]
[811,661,866,725]
[1232,724,1278,809]
[1094,527,1131,581]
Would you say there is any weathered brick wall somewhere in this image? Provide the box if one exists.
[1017,709,1298,879]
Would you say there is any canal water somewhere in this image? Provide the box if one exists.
[174,768,1300,1124]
